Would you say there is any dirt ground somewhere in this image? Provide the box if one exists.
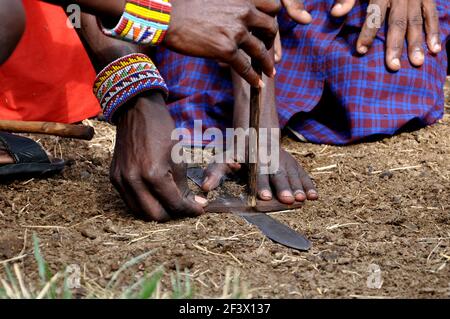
[1,79,449,299]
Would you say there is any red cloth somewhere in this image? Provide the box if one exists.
[0,0,101,123]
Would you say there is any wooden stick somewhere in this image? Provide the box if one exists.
[248,62,262,208]
[0,120,95,140]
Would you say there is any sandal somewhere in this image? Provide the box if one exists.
[0,132,65,181]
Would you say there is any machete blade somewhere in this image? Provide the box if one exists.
[238,212,311,251]
[187,167,311,251]
[187,166,205,187]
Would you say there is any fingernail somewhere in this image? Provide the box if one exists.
[273,67,277,76]
[301,10,312,22]
[358,46,368,54]
[334,3,343,10]
[392,58,401,68]
[433,43,442,53]
[258,79,266,88]
[413,49,424,62]
[431,35,441,52]
[194,195,208,206]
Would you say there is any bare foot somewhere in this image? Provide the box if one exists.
[0,144,14,164]
[201,150,318,204]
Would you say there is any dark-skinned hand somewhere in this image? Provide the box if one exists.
[110,94,207,222]
[164,0,282,88]
[280,0,442,70]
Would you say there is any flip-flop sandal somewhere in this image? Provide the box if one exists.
[0,132,65,181]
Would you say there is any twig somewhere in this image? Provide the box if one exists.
[313,164,337,171]
[226,252,243,266]
[326,222,360,230]
[370,165,422,175]
[21,225,67,230]
[36,273,60,299]
[350,295,396,299]
[127,229,171,245]
[440,253,450,261]
[14,263,30,299]
[427,240,442,264]
[0,254,28,265]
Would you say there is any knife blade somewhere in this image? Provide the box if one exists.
[238,212,311,251]
[187,167,312,251]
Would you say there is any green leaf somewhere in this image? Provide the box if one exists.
[138,270,163,299]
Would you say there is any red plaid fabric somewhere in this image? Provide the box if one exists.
[155,0,450,145]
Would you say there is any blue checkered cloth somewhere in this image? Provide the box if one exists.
[155,0,450,145]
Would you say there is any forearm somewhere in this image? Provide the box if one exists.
[78,12,141,69]
[0,0,25,64]
[42,0,125,21]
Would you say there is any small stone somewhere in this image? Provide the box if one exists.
[103,219,118,234]
[80,227,98,240]
[80,171,91,179]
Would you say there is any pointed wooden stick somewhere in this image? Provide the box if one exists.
[248,62,262,208]
[0,120,95,140]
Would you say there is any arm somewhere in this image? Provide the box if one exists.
[43,0,282,87]
[0,0,25,64]
[43,0,124,19]
[79,13,206,222]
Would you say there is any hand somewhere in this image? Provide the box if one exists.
[279,0,312,24]
[164,0,281,88]
[330,0,442,71]
[110,94,207,222]
[274,31,283,63]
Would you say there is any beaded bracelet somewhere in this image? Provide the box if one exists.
[100,0,172,46]
[93,53,169,124]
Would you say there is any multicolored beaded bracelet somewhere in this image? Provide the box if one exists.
[100,0,172,46]
[93,53,169,124]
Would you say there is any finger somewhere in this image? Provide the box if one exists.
[239,33,275,78]
[423,0,441,53]
[270,169,295,204]
[110,174,143,216]
[227,47,266,88]
[252,0,283,16]
[385,0,408,71]
[172,163,209,208]
[247,8,279,50]
[298,168,318,200]
[356,0,388,55]
[145,171,204,218]
[274,31,283,63]
[257,172,272,200]
[331,0,356,17]
[407,0,425,66]
[122,177,172,222]
[280,0,312,24]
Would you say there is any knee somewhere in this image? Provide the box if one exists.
[0,0,26,65]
